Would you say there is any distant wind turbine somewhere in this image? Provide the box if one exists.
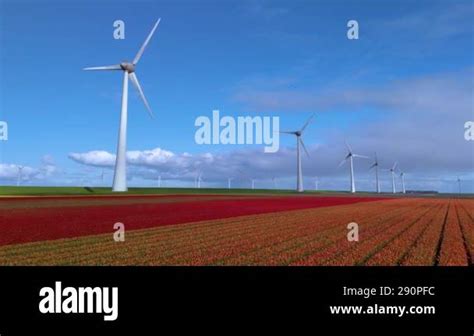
[228,177,234,189]
[281,113,315,192]
[314,176,319,191]
[339,142,368,193]
[384,162,398,194]
[157,174,162,188]
[369,152,380,193]
[400,171,406,194]
[17,166,24,187]
[84,19,161,192]
[457,176,461,195]
[196,173,203,189]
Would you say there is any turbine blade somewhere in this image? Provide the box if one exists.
[344,140,352,153]
[83,65,122,71]
[280,131,297,134]
[300,138,310,158]
[369,162,377,169]
[133,19,161,65]
[353,154,369,159]
[338,158,348,168]
[392,161,398,170]
[129,72,154,118]
[300,113,315,133]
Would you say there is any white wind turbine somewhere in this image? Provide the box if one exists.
[157,174,162,188]
[84,19,161,192]
[227,177,234,189]
[457,176,461,195]
[195,173,203,189]
[16,166,24,187]
[314,176,319,191]
[339,142,368,193]
[369,152,380,193]
[400,171,406,194]
[385,162,398,194]
[281,114,315,192]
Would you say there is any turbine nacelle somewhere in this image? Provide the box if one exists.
[120,62,136,73]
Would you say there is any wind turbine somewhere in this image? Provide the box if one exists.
[457,176,461,195]
[84,19,161,192]
[272,177,277,189]
[400,171,406,194]
[338,142,368,193]
[157,174,162,188]
[369,152,380,193]
[196,173,203,189]
[16,166,24,187]
[281,113,315,192]
[314,176,319,191]
[385,162,398,194]
[227,177,234,189]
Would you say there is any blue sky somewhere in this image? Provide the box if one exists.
[0,0,473,192]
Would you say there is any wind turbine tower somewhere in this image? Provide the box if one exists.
[17,166,24,187]
[400,171,406,194]
[387,162,398,194]
[369,153,380,193]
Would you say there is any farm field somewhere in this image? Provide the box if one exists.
[0,193,472,266]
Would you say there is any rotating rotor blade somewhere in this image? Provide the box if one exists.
[133,19,161,65]
[338,158,348,168]
[353,154,369,159]
[128,72,154,118]
[344,140,353,153]
[392,161,398,170]
[369,162,377,170]
[300,113,315,133]
[299,138,310,158]
[280,131,297,135]
[83,64,122,71]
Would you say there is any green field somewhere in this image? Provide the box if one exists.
[0,186,326,196]
[0,186,469,198]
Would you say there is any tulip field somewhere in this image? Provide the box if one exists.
[0,193,472,266]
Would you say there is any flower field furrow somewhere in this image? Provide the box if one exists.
[318,202,440,266]
[232,204,417,266]
[290,204,430,266]
[400,203,449,266]
[365,201,445,265]
[438,202,469,266]
[455,201,474,264]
